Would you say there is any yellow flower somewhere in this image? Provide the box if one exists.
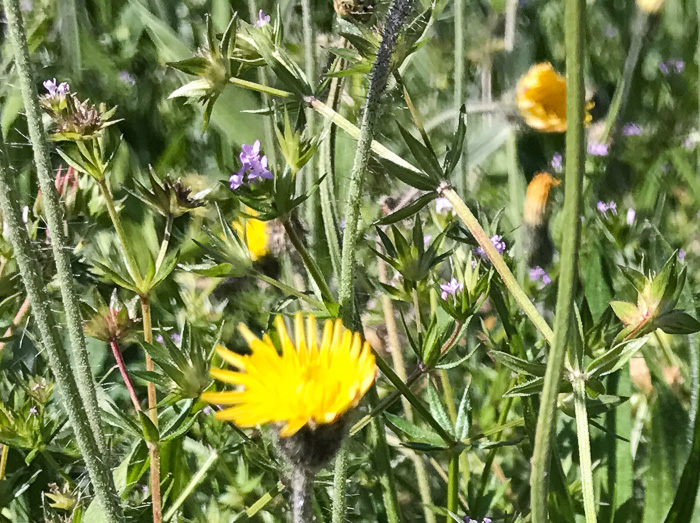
[524,172,561,227]
[233,210,269,261]
[516,63,568,133]
[636,0,665,13]
[202,313,377,438]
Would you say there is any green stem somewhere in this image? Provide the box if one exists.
[245,481,286,517]
[96,177,143,287]
[574,378,597,523]
[140,295,162,523]
[599,11,648,144]
[338,0,413,326]
[440,186,554,345]
[2,0,108,455]
[229,77,294,99]
[412,288,422,336]
[0,445,8,480]
[163,450,219,521]
[454,0,467,194]
[446,453,460,522]
[331,447,348,523]
[282,219,336,307]
[255,272,326,310]
[0,147,123,522]
[530,0,586,520]
[155,214,174,273]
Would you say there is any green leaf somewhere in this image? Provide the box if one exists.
[443,105,467,178]
[504,377,545,397]
[654,311,700,335]
[138,411,160,443]
[586,337,649,379]
[397,124,443,181]
[374,192,438,225]
[379,158,437,191]
[385,413,444,447]
[610,301,640,326]
[426,382,453,434]
[490,350,547,377]
[454,386,471,441]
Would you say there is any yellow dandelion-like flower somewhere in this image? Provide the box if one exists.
[516,63,568,133]
[636,0,665,13]
[524,172,561,227]
[202,313,377,438]
[233,208,269,261]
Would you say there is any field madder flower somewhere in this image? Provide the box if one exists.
[202,313,377,439]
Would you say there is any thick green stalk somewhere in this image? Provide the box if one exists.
[446,454,460,522]
[530,0,586,520]
[573,378,597,523]
[331,447,348,523]
[338,0,414,326]
[3,0,108,454]
[440,186,554,345]
[0,148,123,523]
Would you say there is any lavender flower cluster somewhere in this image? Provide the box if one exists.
[229,140,273,190]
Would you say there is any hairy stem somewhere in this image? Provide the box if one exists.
[331,447,348,523]
[0,142,123,523]
[3,0,107,455]
[338,0,414,326]
[292,467,312,523]
[530,0,586,519]
[0,296,30,353]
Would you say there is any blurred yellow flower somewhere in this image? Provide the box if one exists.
[524,172,561,227]
[202,313,377,438]
[636,0,665,13]
[233,209,269,261]
[516,63,568,133]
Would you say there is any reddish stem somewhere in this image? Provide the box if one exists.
[109,338,141,412]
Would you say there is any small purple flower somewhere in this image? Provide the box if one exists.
[171,332,182,345]
[660,60,685,75]
[423,234,432,249]
[674,60,685,73]
[626,208,636,225]
[483,519,492,523]
[231,140,273,190]
[435,197,452,214]
[529,266,552,285]
[203,406,213,415]
[229,172,244,190]
[28,406,38,417]
[622,123,643,136]
[43,78,70,97]
[678,249,686,261]
[118,71,136,86]
[440,278,463,300]
[551,152,563,172]
[597,201,617,216]
[156,334,164,344]
[659,62,670,75]
[254,9,271,28]
[475,235,507,259]
[588,142,609,156]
